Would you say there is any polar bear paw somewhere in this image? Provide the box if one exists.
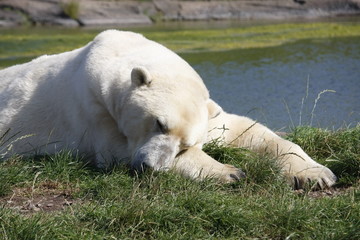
[288,165,337,189]
[220,164,246,183]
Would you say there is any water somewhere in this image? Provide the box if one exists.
[182,37,360,131]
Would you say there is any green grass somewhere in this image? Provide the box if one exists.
[287,125,360,186]
[1,127,359,239]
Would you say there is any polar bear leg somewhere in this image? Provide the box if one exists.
[172,147,246,183]
[207,112,337,189]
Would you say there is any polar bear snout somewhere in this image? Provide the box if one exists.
[132,134,180,172]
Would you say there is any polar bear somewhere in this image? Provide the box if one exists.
[0,30,336,189]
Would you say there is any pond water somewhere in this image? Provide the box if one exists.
[0,22,359,131]
[182,37,360,131]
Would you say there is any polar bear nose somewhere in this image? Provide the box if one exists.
[132,151,150,172]
[132,134,179,172]
[133,143,174,172]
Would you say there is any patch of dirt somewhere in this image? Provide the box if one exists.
[0,181,81,214]
[294,186,357,199]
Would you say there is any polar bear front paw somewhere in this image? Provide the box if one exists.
[220,164,246,183]
[288,165,337,189]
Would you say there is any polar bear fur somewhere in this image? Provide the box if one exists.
[0,30,336,189]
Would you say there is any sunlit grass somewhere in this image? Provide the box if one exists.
[0,126,359,239]
[287,125,360,186]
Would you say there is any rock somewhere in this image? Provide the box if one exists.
[77,0,152,27]
[0,0,80,26]
[0,7,27,25]
[51,18,79,27]
[154,0,179,20]
[0,0,359,27]
[155,0,360,21]
[0,20,18,27]
[78,17,151,27]
[38,17,79,27]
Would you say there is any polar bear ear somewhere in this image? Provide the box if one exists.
[207,99,222,119]
[131,67,152,86]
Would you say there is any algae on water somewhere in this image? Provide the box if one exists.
[0,22,360,68]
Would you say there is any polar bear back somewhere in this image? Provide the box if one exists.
[86,30,204,85]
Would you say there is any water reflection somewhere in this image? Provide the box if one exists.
[182,37,360,130]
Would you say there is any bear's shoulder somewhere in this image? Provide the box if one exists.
[92,30,147,47]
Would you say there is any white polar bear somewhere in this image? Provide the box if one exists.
[0,30,336,189]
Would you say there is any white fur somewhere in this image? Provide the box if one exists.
[0,30,336,188]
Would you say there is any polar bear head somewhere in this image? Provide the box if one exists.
[119,66,221,171]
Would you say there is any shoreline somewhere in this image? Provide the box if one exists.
[0,0,359,28]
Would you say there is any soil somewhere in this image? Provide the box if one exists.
[0,181,80,214]
[294,186,356,199]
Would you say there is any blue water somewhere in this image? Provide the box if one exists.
[182,37,360,131]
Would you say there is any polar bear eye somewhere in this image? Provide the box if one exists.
[156,119,168,134]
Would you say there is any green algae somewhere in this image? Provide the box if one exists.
[0,28,96,67]
[147,22,360,52]
[0,21,360,68]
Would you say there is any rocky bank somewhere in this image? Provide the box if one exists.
[0,0,359,27]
